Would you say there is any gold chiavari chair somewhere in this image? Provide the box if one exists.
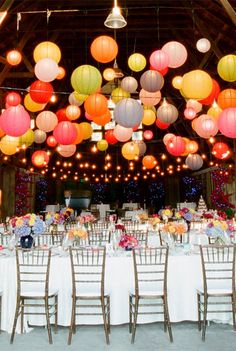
[0,291,2,332]
[10,248,58,344]
[124,221,141,232]
[34,234,54,247]
[125,230,148,246]
[0,233,13,247]
[50,231,65,246]
[88,229,111,246]
[129,246,173,344]
[68,246,110,345]
[197,245,236,341]
[91,221,109,231]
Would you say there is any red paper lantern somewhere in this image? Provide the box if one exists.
[5,92,21,106]
[29,80,53,103]
[199,79,220,105]
[46,135,57,147]
[156,118,170,129]
[84,93,108,117]
[105,129,118,145]
[142,155,157,169]
[166,136,186,156]
[0,105,30,137]
[56,108,69,122]
[143,130,153,140]
[53,121,77,145]
[31,150,49,168]
[212,142,230,160]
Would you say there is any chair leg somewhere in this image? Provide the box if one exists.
[54,295,58,334]
[10,299,21,344]
[107,296,111,335]
[131,297,139,344]
[232,294,236,331]
[21,299,24,334]
[0,295,2,334]
[202,296,208,342]
[129,295,132,334]
[163,297,173,343]
[162,297,167,332]
[197,293,201,331]
[68,299,76,345]
[45,298,53,344]
[101,297,110,345]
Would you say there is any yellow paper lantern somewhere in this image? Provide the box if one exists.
[181,70,213,100]
[79,122,93,140]
[111,87,130,104]
[24,94,45,112]
[0,135,19,155]
[71,65,102,95]
[207,104,222,120]
[217,54,236,82]
[33,41,61,63]
[97,139,108,151]
[128,53,146,72]
[19,129,35,147]
[121,142,139,160]
[142,109,156,126]
[172,76,183,89]
[103,68,115,81]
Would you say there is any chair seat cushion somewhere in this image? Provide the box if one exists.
[21,289,58,298]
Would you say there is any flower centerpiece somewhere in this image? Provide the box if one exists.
[163,222,187,236]
[68,228,88,242]
[148,214,161,229]
[10,213,45,248]
[45,212,65,230]
[160,208,173,222]
[77,214,96,229]
[175,207,196,231]
[119,234,139,251]
[137,212,148,223]
[206,220,233,244]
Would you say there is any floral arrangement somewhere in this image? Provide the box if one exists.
[68,228,88,241]
[217,208,235,220]
[202,212,214,219]
[163,222,187,235]
[206,220,233,240]
[148,214,161,228]
[10,213,45,237]
[77,214,96,225]
[137,213,148,222]
[119,234,139,250]
[160,208,173,219]
[176,207,196,221]
[45,212,65,226]
[115,223,125,232]
[60,207,74,221]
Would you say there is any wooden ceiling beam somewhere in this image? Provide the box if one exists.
[219,0,236,27]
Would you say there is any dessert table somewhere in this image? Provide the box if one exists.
[0,232,233,334]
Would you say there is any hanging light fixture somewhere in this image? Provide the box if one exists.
[104,0,127,29]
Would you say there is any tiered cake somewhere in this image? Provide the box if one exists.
[197,195,207,212]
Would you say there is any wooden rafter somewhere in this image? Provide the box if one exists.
[219,0,236,27]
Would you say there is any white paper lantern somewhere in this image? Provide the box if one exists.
[34,129,47,144]
[114,98,143,128]
[196,38,211,53]
[113,124,133,142]
[185,154,203,170]
[35,58,59,82]
[121,76,138,93]
[157,103,178,124]
[140,70,164,92]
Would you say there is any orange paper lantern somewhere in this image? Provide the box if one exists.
[84,93,108,117]
[90,35,118,63]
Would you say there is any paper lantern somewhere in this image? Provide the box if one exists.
[122,142,139,160]
[79,122,93,140]
[181,70,213,99]
[36,111,58,132]
[93,110,111,126]
[142,110,156,125]
[6,49,22,65]
[139,89,161,106]
[19,129,34,147]
[0,135,19,155]
[156,118,170,130]
[157,102,178,124]
[114,98,143,128]
[163,133,175,145]
[140,70,164,92]
[97,139,109,151]
[105,129,118,145]
[57,66,66,80]
[212,142,230,160]
[217,54,236,82]
[185,140,199,154]
[194,114,218,138]
[181,137,190,156]
[143,130,153,140]
[68,93,82,107]
[57,144,76,157]
[24,94,45,112]
[46,135,57,148]
[33,41,61,63]
[207,104,222,120]
[114,124,133,142]
[34,129,47,144]
[128,53,146,72]
[217,89,236,109]
[162,41,187,68]
[111,88,130,104]
[166,136,186,156]
[56,108,69,122]
[0,105,30,137]
[137,141,147,156]
[71,65,102,95]
[66,105,81,121]
[72,123,84,145]
[121,77,138,93]
[31,150,49,168]
[0,127,5,138]
[53,121,77,145]
[218,108,236,138]
[5,92,21,106]
[84,93,108,117]
[90,36,118,63]
[35,58,59,82]
[199,79,220,105]
[103,68,115,81]
[184,107,196,120]
[186,99,202,113]
[185,154,203,170]
[196,38,211,53]
[172,76,183,89]
[142,155,156,169]
[29,80,53,103]
[149,50,169,71]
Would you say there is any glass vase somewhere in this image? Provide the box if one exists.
[20,234,34,249]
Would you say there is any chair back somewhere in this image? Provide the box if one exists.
[125,230,148,246]
[69,246,106,296]
[91,221,109,231]
[132,246,169,296]
[200,245,236,293]
[15,248,51,296]
[0,233,12,246]
[34,234,54,247]
[51,231,65,245]
[124,221,140,231]
[88,229,111,246]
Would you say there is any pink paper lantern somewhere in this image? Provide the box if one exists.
[113,124,133,142]
[218,107,236,138]
[163,133,175,145]
[139,89,161,106]
[5,92,22,106]
[194,114,218,139]
[57,144,76,157]
[184,107,196,120]
[162,41,188,68]
[149,50,169,71]
[53,121,77,145]
[166,136,186,156]
[0,105,30,137]
[143,130,153,140]
[36,111,58,132]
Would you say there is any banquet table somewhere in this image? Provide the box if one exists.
[0,232,234,334]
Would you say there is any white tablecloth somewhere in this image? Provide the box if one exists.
[125,210,147,221]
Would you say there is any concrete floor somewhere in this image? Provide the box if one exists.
[1,322,235,351]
